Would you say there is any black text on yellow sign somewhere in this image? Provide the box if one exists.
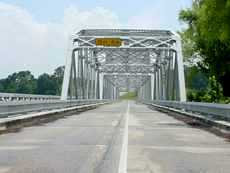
[95,38,122,47]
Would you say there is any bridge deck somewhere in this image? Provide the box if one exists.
[0,101,229,173]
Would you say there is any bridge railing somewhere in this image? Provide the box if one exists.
[0,99,110,118]
[141,100,230,121]
[0,92,60,102]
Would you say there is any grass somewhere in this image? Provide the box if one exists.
[120,92,137,100]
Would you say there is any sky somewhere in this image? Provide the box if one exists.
[0,0,192,78]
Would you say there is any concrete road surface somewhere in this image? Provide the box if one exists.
[0,101,229,173]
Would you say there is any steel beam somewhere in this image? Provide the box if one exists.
[61,29,186,102]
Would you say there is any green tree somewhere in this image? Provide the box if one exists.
[37,73,57,95]
[185,66,208,91]
[52,66,65,95]
[202,76,223,103]
[179,0,230,97]
[0,79,5,92]
[0,66,65,95]
[0,71,37,94]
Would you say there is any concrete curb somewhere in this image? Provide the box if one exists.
[0,102,109,134]
[146,103,230,131]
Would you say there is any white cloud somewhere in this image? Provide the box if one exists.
[0,1,190,78]
[126,12,162,29]
[126,0,191,31]
[0,2,121,78]
[63,6,120,34]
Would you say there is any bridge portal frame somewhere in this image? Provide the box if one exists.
[61,29,186,101]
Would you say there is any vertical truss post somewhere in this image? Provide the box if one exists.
[77,51,81,98]
[104,79,107,99]
[174,33,187,101]
[108,80,110,99]
[96,70,100,99]
[108,82,111,99]
[95,69,98,99]
[140,87,142,100]
[148,79,151,100]
[85,52,89,99]
[84,57,89,99]
[79,50,84,99]
[157,68,161,100]
[109,82,113,99]
[103,78,106,99]
[150,74,154,101]
[75,51,80,99]
[61,37,74,100]
[166,54,173,100]
[173,55,178,100]
[140,87,143,100]
[113,86,116,100]
[139,87,141,100]
[112,87,115,100]
[72,52,78,99]
[87,58,90,99]
[91,66,93,99]
[99,73,104,100]
[106,80,109,99]
[142,84,145,100]
[154,71,157,100]
[148,78,151,101]
[160,65,166,100]
[86,63,90,99]
[114,86,116,100]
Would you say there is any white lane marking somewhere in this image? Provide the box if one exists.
[118,101,130,173]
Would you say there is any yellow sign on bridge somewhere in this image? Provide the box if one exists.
[95,38,122,47]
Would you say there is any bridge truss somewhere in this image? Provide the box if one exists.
[61,29,186,101]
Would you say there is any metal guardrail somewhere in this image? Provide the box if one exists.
[0,92,60,102]
[141,100,230,121]
[0,99,110,118]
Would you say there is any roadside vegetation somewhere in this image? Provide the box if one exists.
[180,0,230,103]
[120,92,137,100]
[0,66,64,96]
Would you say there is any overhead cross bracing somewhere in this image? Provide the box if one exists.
[61,29,186,101]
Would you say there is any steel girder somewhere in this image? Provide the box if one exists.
[61,29,186,101]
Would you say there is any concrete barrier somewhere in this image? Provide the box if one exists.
[0,102,109,133]
[0,100,109,118]
[141,100,230,121]
[144,102,230,132]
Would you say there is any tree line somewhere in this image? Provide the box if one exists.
[179,0,230,103]
[0,66,64,95]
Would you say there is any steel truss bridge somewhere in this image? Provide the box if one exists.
[61,29,186,101]
[0,29,230,173]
